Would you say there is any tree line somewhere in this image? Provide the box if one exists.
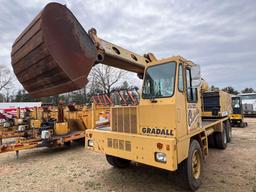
[0,64,255,104]
[0,64,139,105]
[211,85,255,95]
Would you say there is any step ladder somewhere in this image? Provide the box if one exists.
[199,131,208,157]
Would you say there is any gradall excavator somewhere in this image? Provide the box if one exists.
[11,3,231,190]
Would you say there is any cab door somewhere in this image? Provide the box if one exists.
[176,63,187,138]
[185,67,201,132]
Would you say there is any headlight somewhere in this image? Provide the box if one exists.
[155,152,167,163]
[88,139,94,147]
[41,130,51,139]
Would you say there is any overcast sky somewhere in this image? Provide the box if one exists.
[0,0,255,92]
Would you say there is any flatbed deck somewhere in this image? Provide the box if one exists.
[202,117,229,136]
[0,130,85,156]
[202,117,226,129]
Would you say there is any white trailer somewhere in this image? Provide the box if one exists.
[239,93,256,115]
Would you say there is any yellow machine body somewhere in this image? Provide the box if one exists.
[229,114,242,120]
[30,119,41,129]
[229,96,247,127]
[55,122,70,136]
[89,130,178,170]
[87,56,227,171]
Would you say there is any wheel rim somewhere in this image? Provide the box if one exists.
[192,149,201,179]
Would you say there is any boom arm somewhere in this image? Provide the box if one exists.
[11,2,157,98]
[88,28,157,74]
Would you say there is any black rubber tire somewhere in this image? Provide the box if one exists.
[240,122,246,128]
[214,128,227,149]
[208,134,215,148]
[76,138,85,145]
[106,155,131,168]
[180,140,203,191]
[225,120,232,142]
[64,141,71,147]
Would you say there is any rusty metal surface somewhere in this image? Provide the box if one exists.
[11,3,97,98]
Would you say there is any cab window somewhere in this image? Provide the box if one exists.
[178,64,184,92]
[142,62,176,99]
[186,68,198,102]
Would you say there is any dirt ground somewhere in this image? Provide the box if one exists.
[0,118,256,192]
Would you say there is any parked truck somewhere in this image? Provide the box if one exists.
[86,58,231,190]
[10,3,231,190]
[239,93,256,116]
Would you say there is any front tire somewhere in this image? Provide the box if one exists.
[181,140,203,191]
[106,155,131,168]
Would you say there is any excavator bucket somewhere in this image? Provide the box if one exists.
[11,3,97,98]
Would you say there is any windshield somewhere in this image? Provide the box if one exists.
[241,94,256,100]
[232,97,241,108]
[142,62,176,99]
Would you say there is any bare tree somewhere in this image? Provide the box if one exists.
[0,65,13,97]
[88,64,127,95]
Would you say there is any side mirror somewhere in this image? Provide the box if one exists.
[191,64,201,88]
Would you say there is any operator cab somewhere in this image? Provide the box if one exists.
[139,56,202,138]
[232,96,243,114]
[141,56,201,102]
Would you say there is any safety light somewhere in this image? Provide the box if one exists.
[155,152,167,163]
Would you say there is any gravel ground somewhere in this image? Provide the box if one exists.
[0,118,256,192]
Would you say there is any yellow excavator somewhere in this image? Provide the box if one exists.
[11,3,232,190]
[229,96,247,128]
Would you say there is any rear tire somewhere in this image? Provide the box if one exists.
[180,140,203,191]
[225,121,232,142]
[215,128,227,149]
[208,134,215,148]
[106,155,131,168]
